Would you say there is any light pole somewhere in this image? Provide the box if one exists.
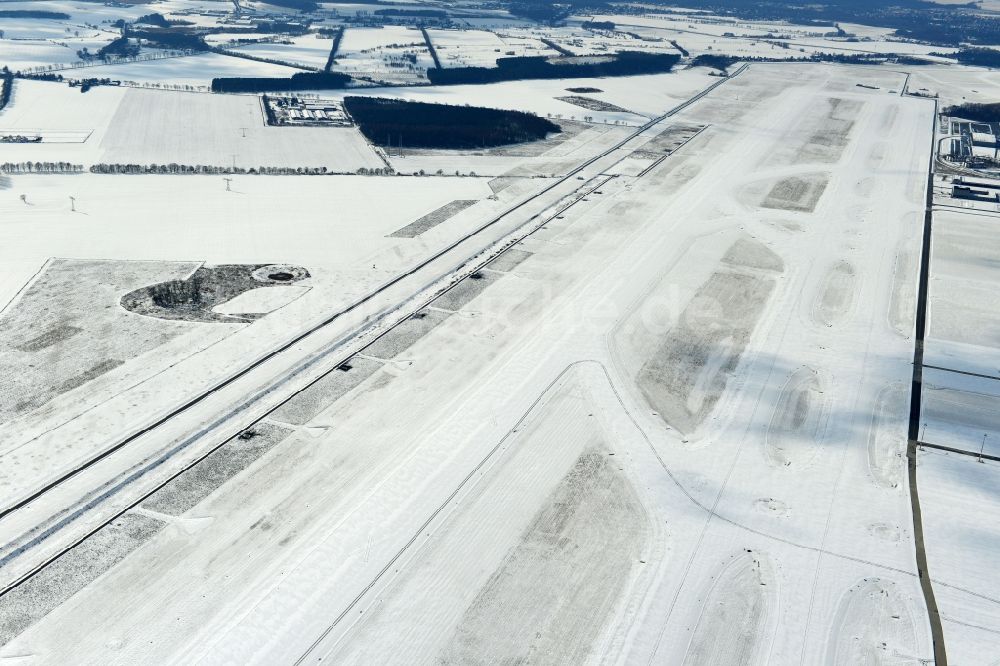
[979,433,988,463]
[223,177,232,192]
[69,196,76,212]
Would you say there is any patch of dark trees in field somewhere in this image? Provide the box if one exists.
[135,12,169,27]
[343,96,561,149]
[251,20,311,35]
[566,86,602,93]
[943,102,1000,123]
[211,71,351,93]
[426,51,680,85]
[121,264,310,324]
[670,40,689,57]
[0,10,70,19]
[690,54,739,71]
[582,21,616,31]
[97,36,140,59]
[75,77,121,92]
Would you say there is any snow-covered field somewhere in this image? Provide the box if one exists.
[63,52,303,89]
[315,67,716,126]
[909,65,1000,106]
[0,80,383,170]
[2,0,1000,660]
[232,33,334,70]
[919,450,1000,661]
[332,25,434,84]
[0,62,948,663]
[426,27,559,68]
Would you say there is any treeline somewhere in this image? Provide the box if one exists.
[214,46,316,71]
[86,163,395,175]
[211,71,351,93]
[427,51,680,85]
[0,69,12,110]
[90,163,339,175]
[375,8,447,18]
[582,21,616,31]
[343,96,561,149]
[261,0,318,12]
[0,10,70,19]
[692,51,932,69]
[129,28,208,52]
[943,102,1000,122]
[422,27,441,68]
[325,26,344,71]
[1,162,84,174]
[670,40,689,57]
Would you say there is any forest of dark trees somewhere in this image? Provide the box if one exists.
[940,48,1000,68]
[342,96,561,149]
[690,54,739,71]
[96,36,139,59]
[211,71,351,93]
[427,52,680,85]
[0,9,70,19]
[128,28,209,51]
[943,102,1000,123]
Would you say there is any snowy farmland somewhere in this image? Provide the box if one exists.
[0,80,384,170]
[231,34,334,70]
[1,0,999,662]
[331,26,435,84]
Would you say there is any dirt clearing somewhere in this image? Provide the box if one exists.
[762,174,830,213]
[637,268,775,434]
[442,448,646,664]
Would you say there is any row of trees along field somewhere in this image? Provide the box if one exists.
[212,71,350,93]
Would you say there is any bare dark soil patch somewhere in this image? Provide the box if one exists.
[389,200,478,238]
[555,95,630,113]
[142,420,294,515]
[121,263,309,324]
